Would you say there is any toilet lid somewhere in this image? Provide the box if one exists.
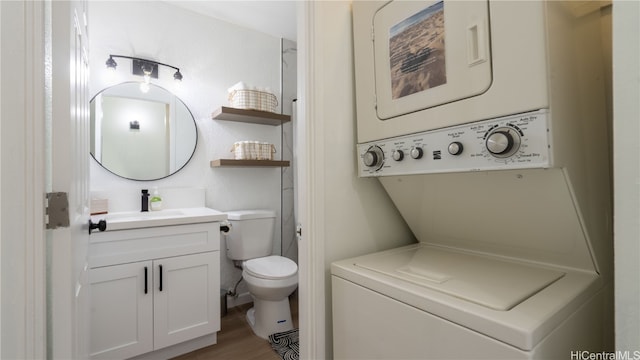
[244,256,298,280]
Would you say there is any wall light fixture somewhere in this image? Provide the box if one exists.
[105,55,183,83]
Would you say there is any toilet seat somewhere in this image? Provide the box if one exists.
[244,255,297,280]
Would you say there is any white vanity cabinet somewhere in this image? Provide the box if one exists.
[90,261,153,359]
[153,252,218,348]
[88,221,221,360]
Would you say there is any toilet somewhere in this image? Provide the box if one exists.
[225,210,298,339]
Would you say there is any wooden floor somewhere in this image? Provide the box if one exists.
[172,294,298,360]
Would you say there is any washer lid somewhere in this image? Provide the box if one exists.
[244,256,298,279]
[353,245,565,311]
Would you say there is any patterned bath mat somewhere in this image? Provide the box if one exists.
[268,328,299,360]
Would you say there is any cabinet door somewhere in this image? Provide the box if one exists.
[89,261,153,359]
[153,252,220,350]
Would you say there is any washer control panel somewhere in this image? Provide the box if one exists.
[358,110,551,177]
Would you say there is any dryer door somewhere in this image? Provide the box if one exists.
[374,0,492,120]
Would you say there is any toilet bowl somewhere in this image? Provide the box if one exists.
[243,255,298,338]
[243,256,298,300]
[224,210,299,339]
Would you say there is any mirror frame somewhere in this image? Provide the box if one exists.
[89,82,198,181]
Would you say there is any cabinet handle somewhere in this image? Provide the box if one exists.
[159,264,163,292]
[144,266,148,294]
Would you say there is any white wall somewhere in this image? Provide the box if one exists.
[613,0,640,350]
[88,1,285,299]
[0,4,3,356]
[303,1,416,357]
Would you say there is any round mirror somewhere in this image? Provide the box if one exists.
[90,82,197,181]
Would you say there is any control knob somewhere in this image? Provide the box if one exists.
[410,147,424,159]
[363,146,384,169]
[485,127,521,158]
[392,150,404,161]
[448,142,463,156]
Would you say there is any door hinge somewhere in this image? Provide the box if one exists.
[46,192,70,229]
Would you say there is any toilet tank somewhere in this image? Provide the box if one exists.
[225,210,276,260]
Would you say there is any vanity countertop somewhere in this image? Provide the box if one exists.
[91,207,227,231]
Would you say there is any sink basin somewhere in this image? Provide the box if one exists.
[91,207,227,231]
[105,209,186,221]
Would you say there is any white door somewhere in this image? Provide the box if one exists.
[48,0,91,358]
[153,252,220,349]
[89,262,153,359]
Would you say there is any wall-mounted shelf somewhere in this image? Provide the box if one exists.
[211,106,291,126]
[210,159,290,168]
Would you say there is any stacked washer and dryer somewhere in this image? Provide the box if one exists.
[332,1,612,359]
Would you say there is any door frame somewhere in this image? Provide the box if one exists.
[0,1,47,358]
[297,2,327,359]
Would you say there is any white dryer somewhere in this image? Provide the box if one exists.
[332,1,612,359]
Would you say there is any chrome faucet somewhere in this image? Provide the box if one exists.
[141,189,149,212]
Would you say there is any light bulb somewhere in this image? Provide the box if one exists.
[140,82,150,93]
